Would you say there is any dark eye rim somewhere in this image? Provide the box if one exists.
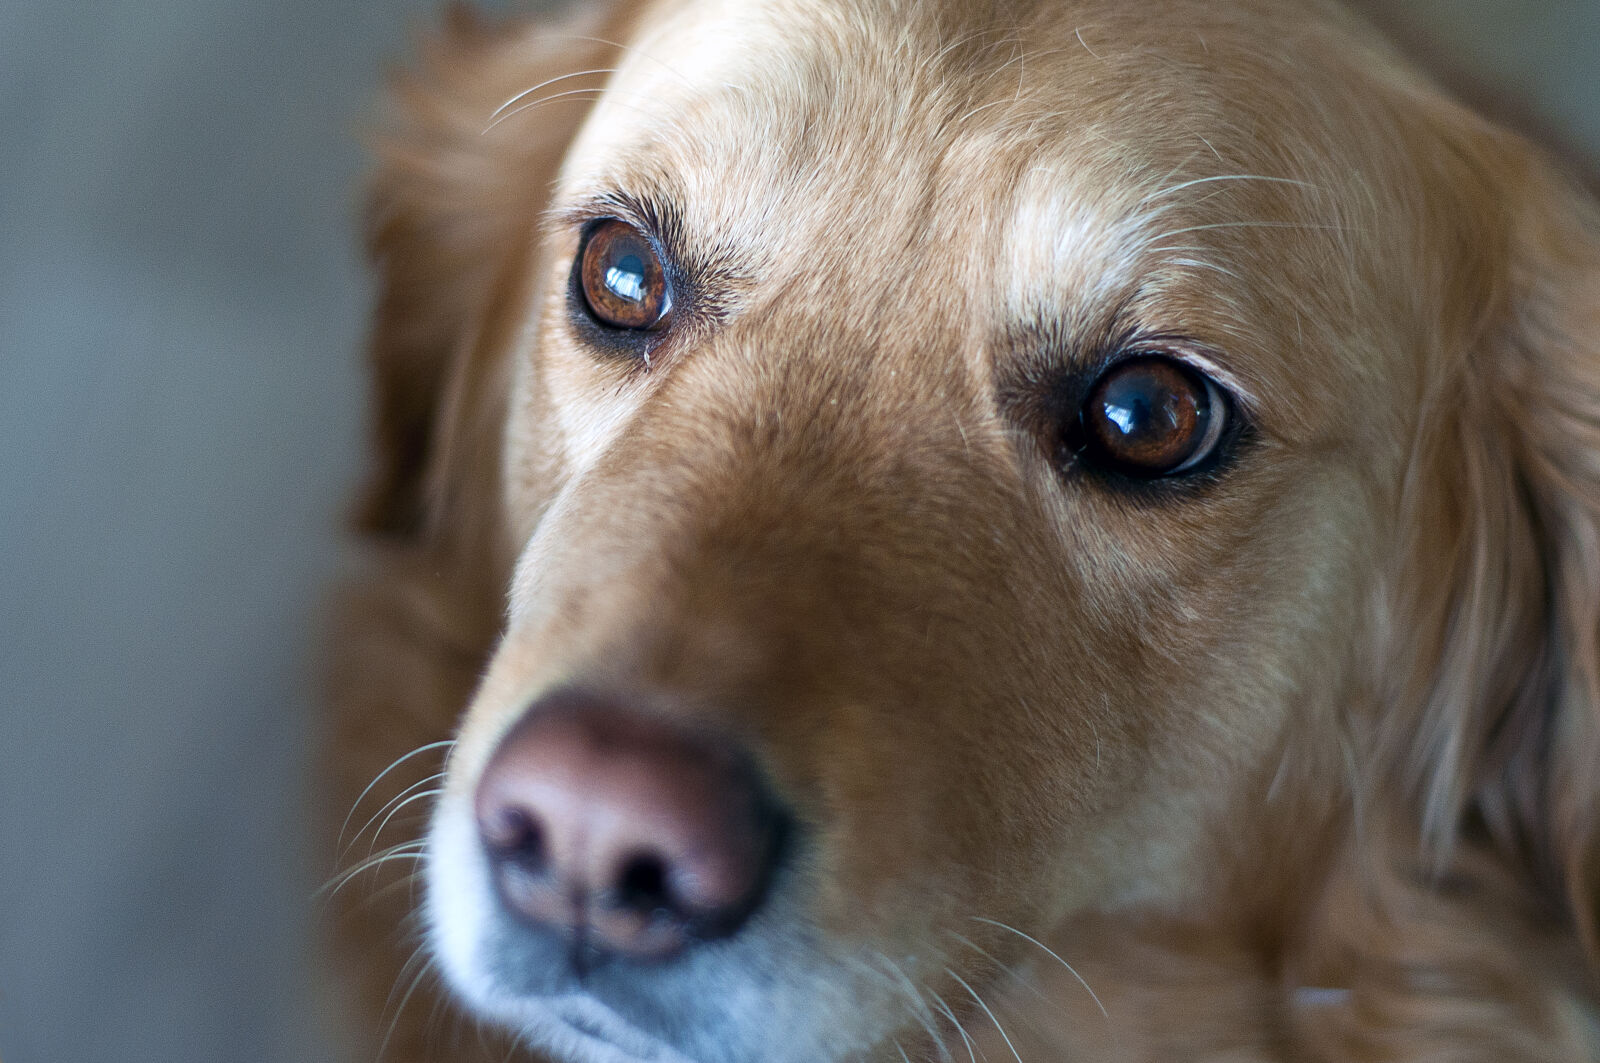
[567,217,682,360]
[1057,349,1249,491]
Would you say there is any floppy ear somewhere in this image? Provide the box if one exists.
[1391,129,1600,956]
[1474,155,1600,949]
[355,2,625,551]
[326,8,628,1058]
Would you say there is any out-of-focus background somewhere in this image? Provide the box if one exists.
[0,1,1595,1060]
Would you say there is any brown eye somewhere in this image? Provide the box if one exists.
[1078,356,1228,477]
[578,220,672,331]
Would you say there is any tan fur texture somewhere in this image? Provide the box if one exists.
[325,0,1600,1059]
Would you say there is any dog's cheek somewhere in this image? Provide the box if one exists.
[783,616,1131,948]
[499,296,614,545]
[500,363,566,546]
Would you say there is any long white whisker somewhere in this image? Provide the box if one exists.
[482,87,672,134]
[948,968,1024,1063]
[1149,254,1243,280]
[1074,27,1102,61]
[366,789,444,860]
[482,87,611,133]
[323,851,427,902]
[1149,219,1355,242]
[927,990,981,1063]
[422,962,463,1060]
[379,945,436,1063]
[320,840,428,900]
[340,740,455,851]
[362,867,430,910]
[499,1023,522,1063]
[491,68,618,120]
[948,930,1050,1006]
[344,773,445,859]
[1137,173,1317,207]
[970,916,1108,1020]
[860,950,952,1062]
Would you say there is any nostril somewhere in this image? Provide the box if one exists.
[481,805,546,872]
[614,851,672,913]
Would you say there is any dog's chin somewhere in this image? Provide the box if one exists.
[504,996,700,1063]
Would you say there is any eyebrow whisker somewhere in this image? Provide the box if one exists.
[1137,173,1320,207]
[490,68,619,122]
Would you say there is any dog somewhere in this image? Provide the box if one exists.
[325,0,1600,1059]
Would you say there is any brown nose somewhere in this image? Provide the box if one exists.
[473,691,786,968]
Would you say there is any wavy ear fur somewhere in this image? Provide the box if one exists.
[357,2,624,548]
[327,6,626,1058]
[1391,122,1600,960]
[1473,155,1600,951]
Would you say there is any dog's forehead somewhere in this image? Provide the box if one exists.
[554,0,1419,429]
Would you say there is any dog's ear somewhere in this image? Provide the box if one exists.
[1389,125,1600,953]
[1477,156,1600,950]
[329,12,630,1055]
[355,3,624,548]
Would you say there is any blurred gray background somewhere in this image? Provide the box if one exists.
[0,1,1595,1061]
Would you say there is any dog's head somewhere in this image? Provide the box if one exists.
[358,0,1600,1059]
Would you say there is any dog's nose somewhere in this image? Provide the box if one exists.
[473,692,786,968]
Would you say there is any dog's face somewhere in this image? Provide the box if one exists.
[377,0,1600,1060]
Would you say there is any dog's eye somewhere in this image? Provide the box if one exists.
[1075,356,1228,478]
[578,220,673,331]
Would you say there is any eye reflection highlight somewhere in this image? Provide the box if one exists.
[605,257,647,303]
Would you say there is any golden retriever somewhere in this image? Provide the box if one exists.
[325,0,1600,1059]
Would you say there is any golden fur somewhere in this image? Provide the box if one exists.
[326,0,1600,1058]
